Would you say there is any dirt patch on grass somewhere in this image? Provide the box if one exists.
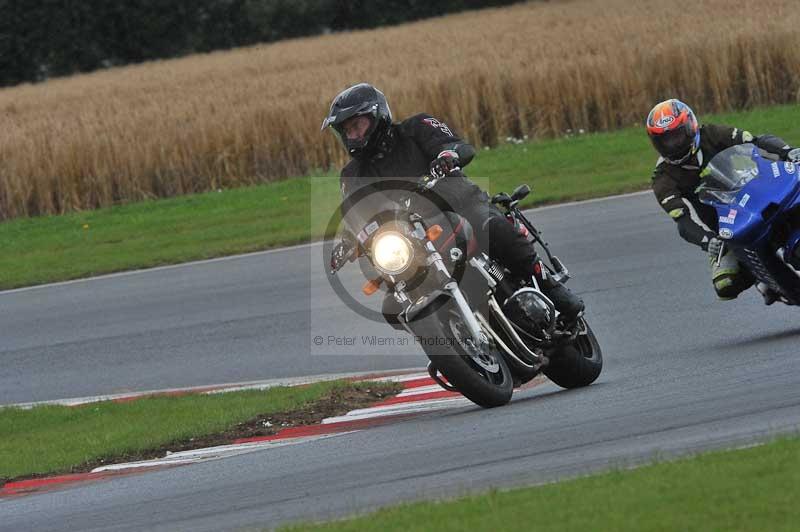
[165,382,399,451]
[4,381,401,485]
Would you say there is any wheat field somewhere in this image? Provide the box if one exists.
[2,0,800,220]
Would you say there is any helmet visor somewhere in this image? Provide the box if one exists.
[321,102,377,131]
[652,127,695,164]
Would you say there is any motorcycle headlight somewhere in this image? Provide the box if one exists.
[372,232,413,274]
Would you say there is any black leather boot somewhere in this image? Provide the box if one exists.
[541,278,584,326]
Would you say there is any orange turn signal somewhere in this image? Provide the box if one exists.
[362,278,382,296]
[426,224,444,241]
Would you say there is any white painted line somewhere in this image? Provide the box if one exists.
[395,385,449,397]
[522,190,650,213]
[91,432,356,473]
[92,456,218,472]
[373,373,431,383]
[166,432,357,460]
[322,397,473,423]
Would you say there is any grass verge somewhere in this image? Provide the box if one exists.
[282,435,800,532]
[0,380,399,483]
[2,104,799,290]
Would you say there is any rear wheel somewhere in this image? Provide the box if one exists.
[543,318,603,389]
[415,303,513,408]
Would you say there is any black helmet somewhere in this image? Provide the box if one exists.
[503,288,556,342]
[321,83,393,160]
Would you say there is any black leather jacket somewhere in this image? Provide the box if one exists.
[651,123,791,250]
[339,113,481,215]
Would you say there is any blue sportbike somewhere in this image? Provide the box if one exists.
[697,143,800,304]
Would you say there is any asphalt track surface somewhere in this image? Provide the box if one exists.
[4,192,800,531]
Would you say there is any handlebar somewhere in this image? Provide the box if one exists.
[331,170,461,274]
[419,166,461,191]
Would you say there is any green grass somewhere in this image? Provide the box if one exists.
[282,436,800,532]
[0,380,390,481]
[3,104,800,290]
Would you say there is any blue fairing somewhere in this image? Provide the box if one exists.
[697,144,800,303]
[726,161,799,244]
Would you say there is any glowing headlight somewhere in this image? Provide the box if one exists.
[372,232,413,274]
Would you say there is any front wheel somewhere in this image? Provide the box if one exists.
[414,303,513,408]
[543,318,603,389]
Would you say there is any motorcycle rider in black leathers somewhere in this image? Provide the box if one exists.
[322,83,584,326]
[647,98,800,303]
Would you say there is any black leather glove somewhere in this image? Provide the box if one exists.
[429,150,460,178]
[785,147,800,163]
[330,234,357,273]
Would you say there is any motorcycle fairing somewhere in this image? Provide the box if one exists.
[700,144,800,303]
[708,148,800,245]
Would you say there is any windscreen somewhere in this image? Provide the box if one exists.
[701,143,760,192]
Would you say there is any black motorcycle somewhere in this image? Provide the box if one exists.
[329,175,602,408]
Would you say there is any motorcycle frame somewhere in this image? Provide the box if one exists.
[393,213,549,371]
[333,177,567,375]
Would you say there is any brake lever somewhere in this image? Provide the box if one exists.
[714,241,726,267]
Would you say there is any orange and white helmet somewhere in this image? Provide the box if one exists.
[646,99,700,164]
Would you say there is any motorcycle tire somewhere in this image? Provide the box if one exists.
[543,317,603,389]
[414,303,514,408]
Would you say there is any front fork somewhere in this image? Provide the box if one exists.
[424,237,485,342]
[445,280,484,342]
[396,221,485,343]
